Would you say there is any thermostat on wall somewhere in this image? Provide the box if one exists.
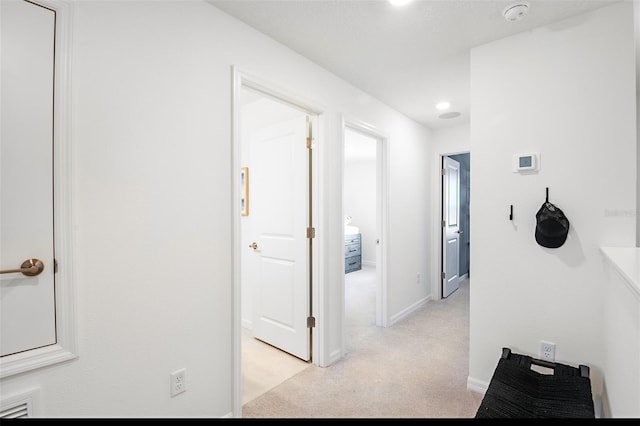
[512,152,539,172]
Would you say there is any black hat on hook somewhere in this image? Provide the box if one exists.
[535,188,569,249]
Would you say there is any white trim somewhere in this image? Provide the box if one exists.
[388,296,430,326]
[466,376,489,395]
[311,112,323,365]
[231,66,243,419]
[236,69,324,117]
[1,0,77,379]
[326,347,342,366]
[231,66,324,418]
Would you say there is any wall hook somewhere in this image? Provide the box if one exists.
[509,204,513,221]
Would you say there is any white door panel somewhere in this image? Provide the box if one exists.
[259,258,296,327]
[250,115,310,361]
[442,156,460,298]
[1,0,57,356]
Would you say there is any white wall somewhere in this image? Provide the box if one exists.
[0,0,433,417]
[636,0,640,247]
[432,123,470,156]
[469,1,637,409]
[344,159,376,265]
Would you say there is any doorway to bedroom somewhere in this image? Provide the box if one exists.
[343,121,389,350]
[236,80,319,407]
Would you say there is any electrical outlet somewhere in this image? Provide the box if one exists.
[540,341,556,361]
[170,368,186,397]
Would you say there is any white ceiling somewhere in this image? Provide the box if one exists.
[208,0,629,130]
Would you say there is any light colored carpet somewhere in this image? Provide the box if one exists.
[242,266,483,418]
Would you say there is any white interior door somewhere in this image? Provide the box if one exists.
[249,115,310,361]
[442,156,461,298]
[1,0,57,357]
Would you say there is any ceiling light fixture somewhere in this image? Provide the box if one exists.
[436,101,451,111]
[388,0,413,6]
[503,2,530,22]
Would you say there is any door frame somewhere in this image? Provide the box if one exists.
[0,0,77,378]
[341,117,389,330]
[231,67,323,416]
[434,150,470,300]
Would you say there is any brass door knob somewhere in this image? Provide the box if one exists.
[0,258,44,277]
[249,242,258,250]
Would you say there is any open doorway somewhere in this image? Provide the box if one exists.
[234,77,320,408]
[342,120,388,352]
[441,152,470,298]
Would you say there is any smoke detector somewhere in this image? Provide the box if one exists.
[503,2,529,22]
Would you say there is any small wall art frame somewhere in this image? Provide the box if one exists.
[240,167,249,216]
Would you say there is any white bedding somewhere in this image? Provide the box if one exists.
[345,225,360,235]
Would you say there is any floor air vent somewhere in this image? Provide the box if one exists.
[0,401,29,418]
[0,389,37,419]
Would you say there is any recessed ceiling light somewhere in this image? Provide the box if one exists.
[388,0,413,6]
[436,101,451,111]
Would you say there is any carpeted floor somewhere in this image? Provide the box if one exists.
[241,267,483,418]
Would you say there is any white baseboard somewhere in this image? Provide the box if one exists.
[327,348,343,366]
[467,376,488,395]
[388,296,430,326]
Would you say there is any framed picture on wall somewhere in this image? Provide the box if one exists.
[241,167,249,216]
